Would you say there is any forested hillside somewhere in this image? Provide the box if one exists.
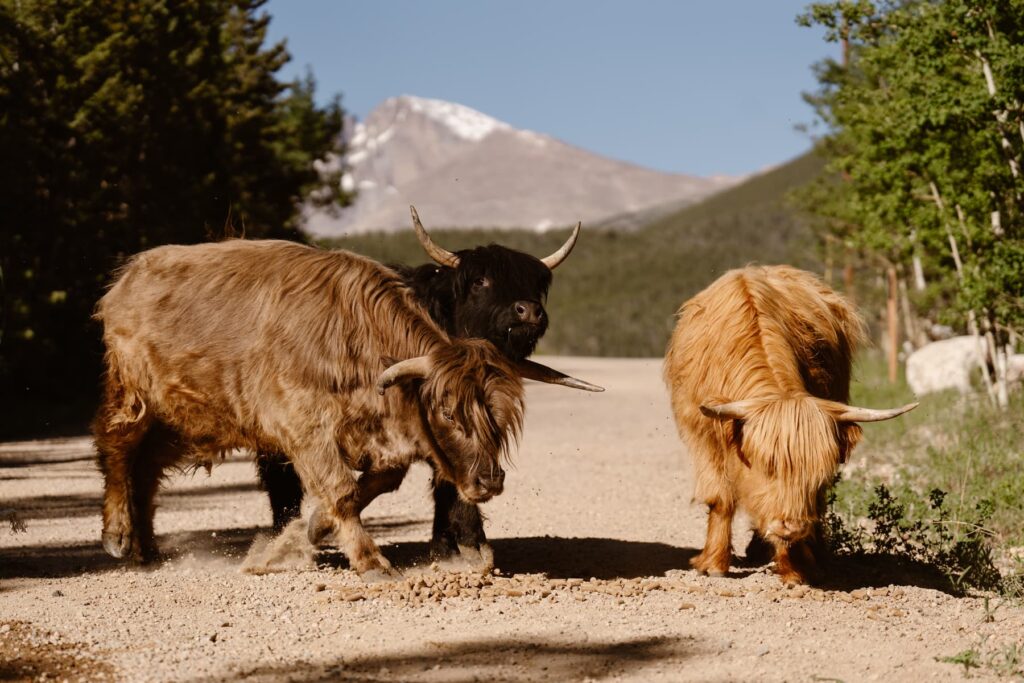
[327,151,825,357]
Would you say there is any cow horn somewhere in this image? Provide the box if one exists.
[516,359,604,392]
[376,356,434,394]
[700,400,761,421]
[835,402,919,423]
[540,221,581,270]
[410,205,460,268]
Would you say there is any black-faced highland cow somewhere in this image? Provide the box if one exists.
[93,240,599,576]
[664,265,917,585]
[257,206,593,565]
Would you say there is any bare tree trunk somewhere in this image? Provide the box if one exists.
[985,325,1009,408]
[843,262,855,303]
[898,276,920,349]
[931,183,1004,404]
[969,311,998,406]
[911,254,926,291]
[887,266,899,384]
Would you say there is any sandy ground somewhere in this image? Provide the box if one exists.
[1,357,1020,682]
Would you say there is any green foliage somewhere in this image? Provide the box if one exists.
[0,0,348,436]
[324,151,824,358]
[940,637,1024,679]
[798,0,1024,339]
[830,352,1024,595]
[826,482,1003,593]
[938,647,983,677]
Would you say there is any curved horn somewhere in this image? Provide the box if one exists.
[700,400,762,421]
[540,221,581,270]
[516,359,604,392]
[376,356,434,394]
[410,205,459,268]
[836,402,919,423]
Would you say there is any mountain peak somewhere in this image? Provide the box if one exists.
[304,96,736,237]
[394,95,512,142]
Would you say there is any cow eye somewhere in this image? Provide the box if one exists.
[473,276,490,290]
[442,409,455,422]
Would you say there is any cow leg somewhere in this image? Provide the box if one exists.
[255,451,304,532]
[97,417,180,563]
[429,477,491,569]
[307,468,408,547]
[290,453,396,577]
[691,499,734,576]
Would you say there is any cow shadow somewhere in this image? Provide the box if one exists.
[0,518,430,582]
[735,549,961,594]
[210,634,700,683]
[315,536,701,581]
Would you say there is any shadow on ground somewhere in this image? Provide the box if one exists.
[218,634,698,683]
[0,518,428,581]
[2,480,263,522]
[312,536,700,581]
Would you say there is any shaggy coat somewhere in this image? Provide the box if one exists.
[665,265,911,584]
[257,218,571,566]
[94,240,524,575]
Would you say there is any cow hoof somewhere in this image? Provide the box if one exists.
[102,530,132,560]
[428,536,458,561]
[306,506,335,547]
[456,543,494,573]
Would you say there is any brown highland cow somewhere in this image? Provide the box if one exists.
[93,239,598,577]
[664,265,917,585]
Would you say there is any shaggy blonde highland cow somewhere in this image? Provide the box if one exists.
[665,265,916,585]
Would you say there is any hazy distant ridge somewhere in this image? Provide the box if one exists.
[304,95,737,236]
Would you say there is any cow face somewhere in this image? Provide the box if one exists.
[701,395,916,546]
[407,206,580,362]
[377,341,525,504]
[450,245,552,361]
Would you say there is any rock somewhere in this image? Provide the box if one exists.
[906,336,985,395]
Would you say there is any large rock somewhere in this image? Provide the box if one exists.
[905,336,986,395]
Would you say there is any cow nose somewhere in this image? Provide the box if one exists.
[513,301,543,325]
[476,468,505,496]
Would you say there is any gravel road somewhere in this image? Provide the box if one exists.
[1,357,1018,681]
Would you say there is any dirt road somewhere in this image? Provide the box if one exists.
[1,358,1017,681]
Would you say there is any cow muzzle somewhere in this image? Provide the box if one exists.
[461,468,505,503]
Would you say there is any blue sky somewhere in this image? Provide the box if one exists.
[265,1,837,178]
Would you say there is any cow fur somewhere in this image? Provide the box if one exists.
[93,240,524,575]
[259,243,556,563]
[664,265,867,585]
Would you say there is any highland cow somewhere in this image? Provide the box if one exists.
[257,206,590,564]
[93,240,598,575]
[664,265,916,585]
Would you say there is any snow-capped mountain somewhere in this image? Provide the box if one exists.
[303,95,736,236]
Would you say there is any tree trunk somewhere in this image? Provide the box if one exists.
[887,266,899,384]
[898,276,920,349]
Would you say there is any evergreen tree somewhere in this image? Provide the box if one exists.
[0,0,350,435]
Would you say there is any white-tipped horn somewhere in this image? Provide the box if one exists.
[836,402,919,423]
[410,205,460,268]
[540,221,581,270]
[516,359,604,392]
[699,400,761,421]
[376,356,434,394]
